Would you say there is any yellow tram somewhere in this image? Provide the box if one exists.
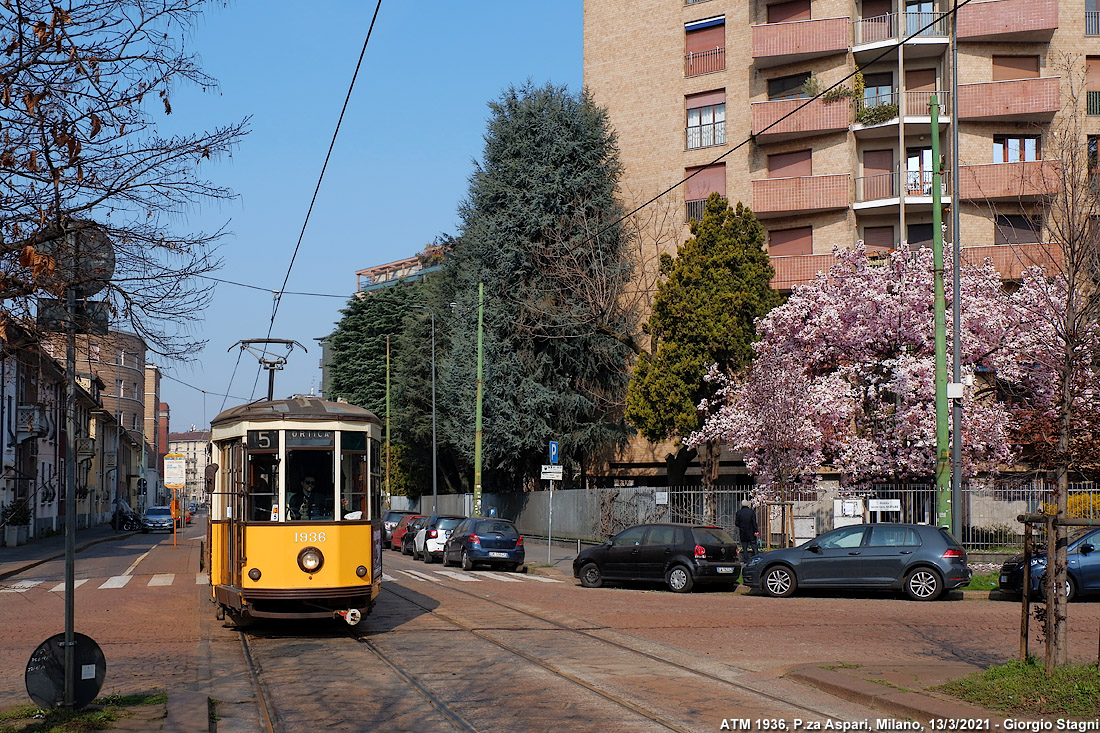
[207,395,383,626]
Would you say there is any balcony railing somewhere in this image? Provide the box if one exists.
[958,160,1061,200]
[751,17,849,63]
[904,90,950,116]
[686,120,726,150]
[855,92,899,126]
[752,97,850,140]
[686,199,707,223]
[856,170,897,201]
[1090,12,1100,36]
[770,253,835,290]
[853,12,948,45]
[751,174,850,216]
[957,77,1060,120]
[960,243,1060,280]
[685,47,725,77]
[957,0,1058,40]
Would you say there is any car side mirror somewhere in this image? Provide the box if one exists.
[1082,543,1095,554]
[808,544,822,554]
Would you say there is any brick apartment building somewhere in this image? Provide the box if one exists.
[582,0,1080,482]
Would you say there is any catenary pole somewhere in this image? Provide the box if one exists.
[950,0,963,539]
[63,237,77,707]
[931,94,951,529]
[473,283,484,517]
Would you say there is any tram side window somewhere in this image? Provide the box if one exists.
[339,453,366,521]
[369,437,382,520]
[287,449,335,521]
[248,454,278,522]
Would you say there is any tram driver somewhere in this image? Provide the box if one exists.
[289,476,333,520]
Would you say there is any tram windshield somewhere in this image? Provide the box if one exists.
[287,451,335,521]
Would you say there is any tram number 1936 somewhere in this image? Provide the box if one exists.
[295,532,326,543]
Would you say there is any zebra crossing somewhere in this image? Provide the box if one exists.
[0,572,209,594]
[384,568,563,585]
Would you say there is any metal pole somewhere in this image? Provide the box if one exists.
[547,479,553,564]
[474,283,484,517]
[385,336,390,506]
[931,94,951,529]
[950,0,963,540]
[63,240,77,707]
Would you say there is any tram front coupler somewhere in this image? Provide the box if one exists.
[335,609,361,625]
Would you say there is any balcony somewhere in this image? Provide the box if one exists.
[1089,11,1100,36]
[752,17,848,69]
[685,47,725,77]
[752,174,850,218]
[751,97,850,143]
[960,243,1061,281]
[855,170,950,210]
[957,0,1058,42]
[958,160,1061,201]
[852,12,949,61]
[957,77,1060,122]
[770,253,835,290]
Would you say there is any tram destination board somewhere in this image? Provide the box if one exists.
[247,430,280,451]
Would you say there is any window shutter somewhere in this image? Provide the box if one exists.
[685,21,725,55]
[863,226,895,250]
[767,149,812,178]
[768,0,811,23]
[905,68,937,92]
[685,164,726,201]
[685,89,725,109]
[992,56,1040,81]
[769,227,812,256]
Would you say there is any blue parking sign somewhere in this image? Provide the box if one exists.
[549,441,558,464]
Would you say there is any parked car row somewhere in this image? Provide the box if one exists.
[998,526,1100,602]
[384,510,527,571]
[572,521,973,600]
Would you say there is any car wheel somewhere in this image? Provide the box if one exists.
[402,541,411,556]
[905,567,943,601]
[763,565,797,598]
[666,565,694,593]
[1067,576,1078,602]
[461,549,474,571]
[579,562,603,588]
[506,563,519,573]
[423,549,433,564]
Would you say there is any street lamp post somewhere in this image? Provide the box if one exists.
[412,306,437,513]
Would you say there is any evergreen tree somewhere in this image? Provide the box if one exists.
[441,82,636,490]
[625,194,781,485]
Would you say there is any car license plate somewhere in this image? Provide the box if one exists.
[1000,574,1008,584]
[489,552,508,558]
[717,566,734,574]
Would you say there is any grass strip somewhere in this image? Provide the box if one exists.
[937,658,1100,717]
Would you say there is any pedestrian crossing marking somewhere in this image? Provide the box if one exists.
[98,575,132,589]
[393,569,441,583]
[477,571,524,583]
[1,579,43,593]
[49,579,88,592]
[381,573,397,582]
[434,570,481,582]
[196,573,208,584]
[148,574,174,586]
[519,574,561,583]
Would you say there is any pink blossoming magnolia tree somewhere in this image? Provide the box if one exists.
[691,245,1039,501]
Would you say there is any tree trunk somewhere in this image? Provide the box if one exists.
[698,440,722,524]
[664,446,697,486]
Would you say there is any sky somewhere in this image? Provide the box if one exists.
[156,1,583,432]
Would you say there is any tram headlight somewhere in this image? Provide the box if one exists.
[356,565,368,578]
[248,568,261,581]
[297,547,324,574]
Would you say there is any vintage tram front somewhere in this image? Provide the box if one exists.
[207,395,383,626]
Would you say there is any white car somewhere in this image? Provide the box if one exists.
[414,515,465,563]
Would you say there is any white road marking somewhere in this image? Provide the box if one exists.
[434,570,481,582]
[98,575,132,589]
[148,574,174,586]
[49,579,88,592]
[476,571,524,583]
[520,574,562,583]
[0,580,43,593]
[381,573,397,582]
[122,549,152,576]
[196,573,209,584]
[392,569,441,583]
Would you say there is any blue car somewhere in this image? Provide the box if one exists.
[741,523,971,601]
[442,518,525,571]
[999,527,1100,602]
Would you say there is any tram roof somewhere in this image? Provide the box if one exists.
[210,395,380,428]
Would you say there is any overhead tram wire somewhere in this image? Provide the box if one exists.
[221,0,382,405]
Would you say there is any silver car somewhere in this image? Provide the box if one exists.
[141,506,175,533]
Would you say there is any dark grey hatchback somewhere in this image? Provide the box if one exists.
[741,523,970,601]
[572,523,741,593]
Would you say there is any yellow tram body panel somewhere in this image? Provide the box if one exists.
[237,521,379,590]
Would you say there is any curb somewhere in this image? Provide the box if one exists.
[0,531,137,582]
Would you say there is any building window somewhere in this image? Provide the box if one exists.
[993,135,1039,163]
[767,149,812,178]
[1089,58,1100,115]
[115,379,123,398]
[863,226,895,250]
[684,17,725,77]
[863,73,893,107]
[686,91,726,149]
[994,215,1040,245]
[769,227,813,256]
[685,164,726,222]
[992,55,1040,81]
[768,0,810,23]
[907,223,934,248]
[768,72,810,101]
[89,343,100,362]
[1090,0,1100,37]
[906,147,934,195]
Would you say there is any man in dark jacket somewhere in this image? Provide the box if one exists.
[734,500,759,559]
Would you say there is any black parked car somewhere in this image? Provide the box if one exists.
[382,509,416,549]
[999,526,1100,601]
[401,516,428,555]
[443,518,525,571]
[572,523,741,593]
[741,523,971,601]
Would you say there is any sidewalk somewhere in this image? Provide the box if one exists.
[0,523,136,582]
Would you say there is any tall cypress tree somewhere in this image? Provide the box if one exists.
[625,194,781,485]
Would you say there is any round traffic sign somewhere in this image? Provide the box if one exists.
[25,633,106,709]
